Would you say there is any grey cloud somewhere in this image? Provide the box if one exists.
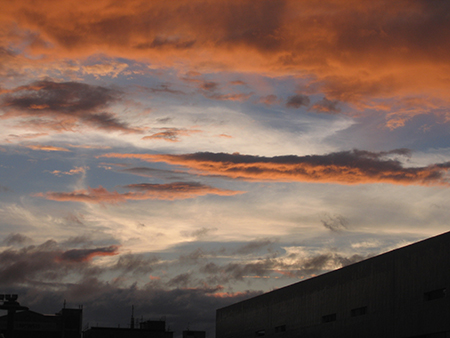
[180,227,218,239]
[320,213,349,232]
[113,254,160,275]
[178,248,207,265]
[235,238,276,254]
[0,184,11,193]
[286,94,310,108]
[167,272,193,288]
[146,84,185,95]
[4,233,33,246]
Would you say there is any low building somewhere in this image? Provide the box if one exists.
[0,303,82,338]
[182,330,206,338]
[216,231,450,338]
[83,320,173,338]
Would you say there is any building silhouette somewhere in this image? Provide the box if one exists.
[182,330,206,338]
[82,309,174,338]
[216,231,450,338]
[0,297,82,338]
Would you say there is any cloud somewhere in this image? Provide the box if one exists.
[4,0,450,123]
[286,94,310,108]
[259,94,281,106]
[0,240,111,285]
[25,144,71,152]
[113,254,160,275]
[100,149,450,186]
[310,97,341,114]
[200,250,368,284]
[58,246,119,263]
[0,184,11,193]
[125,182,244,200]
[120,166,190,180]
[235,238,275,255]
[142,128,202,142]
[36,182,244,204]
[47,166,88,176]
[0,80,140,133]
[320,213,349,232]
[3,233,33,246]
[180,227,218,239]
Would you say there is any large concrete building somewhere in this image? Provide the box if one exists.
[216,231,450,338]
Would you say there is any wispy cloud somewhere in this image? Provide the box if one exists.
[36,182,244,204]
[142,128,202,142]
[25,144,71,152]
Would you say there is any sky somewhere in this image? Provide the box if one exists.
[1,0,450,336]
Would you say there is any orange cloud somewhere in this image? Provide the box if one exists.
[25,144,71,152]
[37,182,243,204]
[99,150,450,186]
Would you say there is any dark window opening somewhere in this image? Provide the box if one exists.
[275,325,286,333]
[424,288,446,301]
[255,329,265,336]
[322,313,336,323]
[351,306,367,317]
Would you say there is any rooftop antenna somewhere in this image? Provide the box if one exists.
[63,299,66,309]
[130,305,135,329]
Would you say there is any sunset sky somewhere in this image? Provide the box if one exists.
[1,1,450,336]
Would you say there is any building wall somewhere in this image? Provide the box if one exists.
[216,232,450,338]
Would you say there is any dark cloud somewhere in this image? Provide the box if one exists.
[142,128,201,142]
[178,249,207,265]
[181,227,218,239]
[59,246,119,262]
[135,37,196,50]
[235,238,276,255]
[3,80,117,113]
[311,97,341,114]
[120,167,190,180]
[320,213,349,232]
[200,81,219,92]
[3,233,32,246]
[286,94,310,108]
[146,84,185,95]
[0,240,122,286]
[199,251,368,284]
[106,148,450,186]
[113,253,161,275]
[167,272,193,288]
[0,80,139,133]
[0,184,11,193]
